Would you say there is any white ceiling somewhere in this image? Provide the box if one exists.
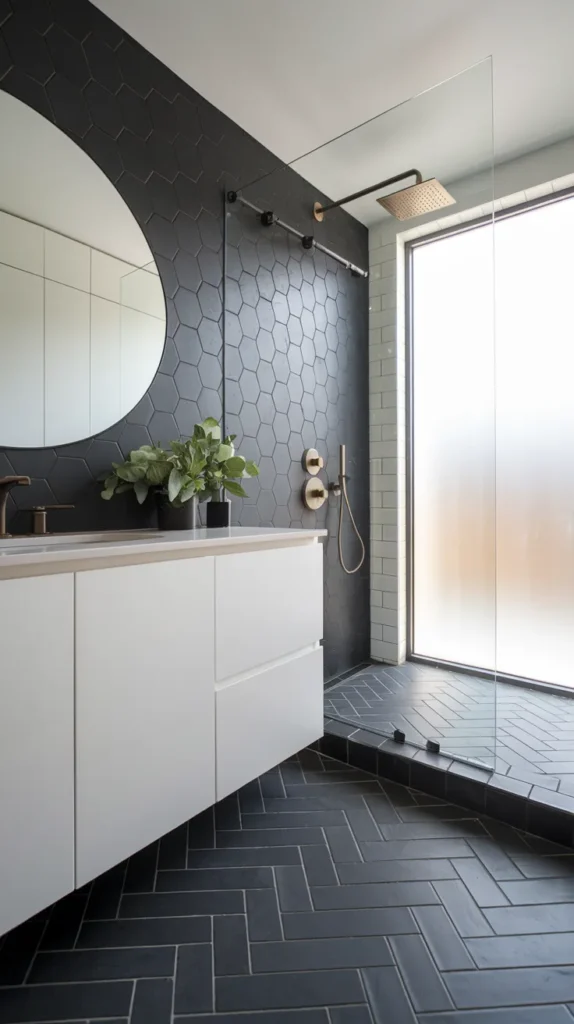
[93,0,574,226]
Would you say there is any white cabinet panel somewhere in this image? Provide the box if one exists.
[76,557,216,886]
[45,230,90,292]
[120,305,166,414]
[0,264,44,447]
[121,265,165,318]
[0,575,75,936]
[216,542,323,680]
[90,295,121,436]
[91,249,133,304]
[216,648,324,801]
[0,210,43,275]
[45,280,90,446]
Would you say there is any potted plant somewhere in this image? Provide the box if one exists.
[100,418,258,530]
[101,439,206,530]
[193,418,259,528]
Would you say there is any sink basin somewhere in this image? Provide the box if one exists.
[0,530,161,551]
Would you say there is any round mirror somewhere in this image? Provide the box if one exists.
[0,91,166,449]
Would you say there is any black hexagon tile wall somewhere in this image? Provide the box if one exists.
[0,0,369,679]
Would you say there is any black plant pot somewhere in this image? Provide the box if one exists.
[206,498,231,528]
[157,497,197,531]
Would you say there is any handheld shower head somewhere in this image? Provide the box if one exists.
[331,444,365,575]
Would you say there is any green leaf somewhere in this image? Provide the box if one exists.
[115,463,145,483]
[217,443,234,462]
[179,482,197,503]
[103,475,117,491]
[134,480,149,504]
[200,417,221,440]
[223,479,247,498]
[225,456,246,476]
[115,484,132,494]
[147,460,170,485]
[244,460,259,477]
[101,487,114,500]
[130,449,151,464]
[168,467,184,503]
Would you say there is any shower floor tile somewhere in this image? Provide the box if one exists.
[325,663,574,795]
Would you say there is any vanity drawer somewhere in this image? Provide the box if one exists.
[215,542,323,681]
[216,647,324,801]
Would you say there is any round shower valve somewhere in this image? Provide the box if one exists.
[302,448,324,476]
[302,478,328,511]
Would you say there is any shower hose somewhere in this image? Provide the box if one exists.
[337,472,366,575]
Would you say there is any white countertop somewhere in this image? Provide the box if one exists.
[0,526,327,578]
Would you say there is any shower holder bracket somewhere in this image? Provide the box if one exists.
[260,210,274,226]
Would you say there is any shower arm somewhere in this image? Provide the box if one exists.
[314,169,422,220]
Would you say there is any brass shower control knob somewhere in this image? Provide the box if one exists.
[302,448,324,476]
[302,478,328,511]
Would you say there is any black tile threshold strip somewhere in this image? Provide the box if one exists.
[319,717,574,847]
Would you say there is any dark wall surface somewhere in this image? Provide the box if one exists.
[0,0,369,679]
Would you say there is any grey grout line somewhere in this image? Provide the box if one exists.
[270,869,286,941]
[127,977,136,1022]
[71,893,90,952]
[21,915,51,987]
[210,921,216,1016]
[245,911,254,977]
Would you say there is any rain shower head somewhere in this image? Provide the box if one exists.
[377,177,455,220]
[313,168,455,222]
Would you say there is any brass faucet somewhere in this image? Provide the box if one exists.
[0,476,31,538]
[29,504,75,535]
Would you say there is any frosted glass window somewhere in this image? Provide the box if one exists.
[412,194,574,689]
[411,226,496,670]
[495,198,574,687]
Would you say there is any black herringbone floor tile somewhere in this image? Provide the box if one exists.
[3,749,574,1023]
[325,663,574,798]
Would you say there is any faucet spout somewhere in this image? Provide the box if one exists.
[0,476,31,538]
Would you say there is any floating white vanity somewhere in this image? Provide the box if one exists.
[0,526,326,936]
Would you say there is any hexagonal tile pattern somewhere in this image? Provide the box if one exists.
[0,0,368,679]
[227,207,369,678]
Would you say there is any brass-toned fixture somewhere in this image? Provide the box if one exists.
[302,477,328,511]
[313,168,455,223]
[329,444,366,575]
[0,476,31,538]
[29,504,75,535]
[302,448,324,476]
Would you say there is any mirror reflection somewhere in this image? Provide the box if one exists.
[0,91,166,449]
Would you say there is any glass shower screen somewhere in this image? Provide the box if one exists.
[408,61,496,768]
[225,59,497,769]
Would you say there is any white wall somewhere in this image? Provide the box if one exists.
[368,136,574,664]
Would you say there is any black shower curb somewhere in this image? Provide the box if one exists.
[312,717,574,847]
